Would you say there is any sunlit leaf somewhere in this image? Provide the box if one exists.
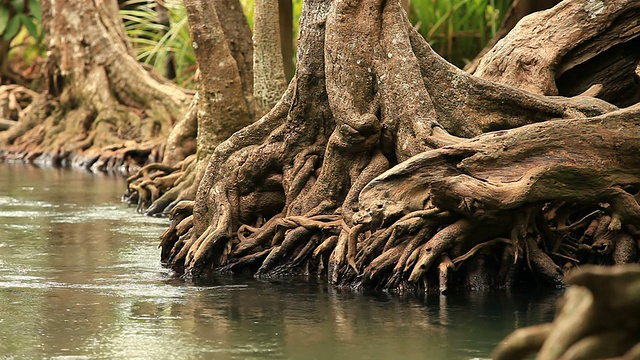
[21,15,38,38]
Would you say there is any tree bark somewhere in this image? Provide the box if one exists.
[465,0,562,73]
[0,0,190,173]
[156,0,638,294]
[474,0,640,105]
[279,0,295,81]
[253,0,288,117]
[156,0,176,80]
[124,0,258,215]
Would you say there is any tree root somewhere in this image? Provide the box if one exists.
[158,0,640,295]
[0,85,39,125]
[123,154,197,214]
[492,264,640,360]
[1,73,186,174]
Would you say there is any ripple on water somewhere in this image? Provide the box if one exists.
[52,205,168,225]
[0,196,59,208]
[0,210,52,218]
[0,276,57,290]
[2,224,42,231]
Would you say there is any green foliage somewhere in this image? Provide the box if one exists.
[238,0,511,68]
[410,0,512,67]
[120,0,196,88]
[0,0,44,84]
[240,0,255,27]
[0,0,42,42]
[0,7,10,34]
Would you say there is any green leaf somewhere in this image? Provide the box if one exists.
[0,6,9,34]
[28,0,40,20]
[3,15,21,41]
[21,15,37,38]
[10,0,24,12]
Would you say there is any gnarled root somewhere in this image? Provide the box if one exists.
[123,154,197,214]
[492,264,640,360]
[159,0,639,294]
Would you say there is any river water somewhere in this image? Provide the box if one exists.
[0,163,561,359]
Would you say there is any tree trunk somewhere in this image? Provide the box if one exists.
[0,39,13,84]
[156,0,176,80]
[279,0,295,82]
[0,0,190,173]
[124,0,258,215]
[157,0,638,293]
[253,0,288,117]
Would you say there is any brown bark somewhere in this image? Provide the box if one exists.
[0,0,190,173]
[188,0,254,159]
[474,0,640,106]
[156,0,638,294]
[124,0,257,215]
[465,0,561,73]
[156,0,176,80]
[0,39,13,84]
[279,0,295,81]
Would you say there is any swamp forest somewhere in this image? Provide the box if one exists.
[1,0,639,358]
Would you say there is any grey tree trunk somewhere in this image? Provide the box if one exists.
[126,0,258,215]
[253,0,288,117]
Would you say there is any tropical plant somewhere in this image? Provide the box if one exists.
[0,0,44,85]
[120,0,197,88]
[409,0,512,67]
[0,0,41,42]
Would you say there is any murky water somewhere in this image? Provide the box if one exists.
[0,163,561,359]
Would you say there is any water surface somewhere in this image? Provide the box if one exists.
[0,163,560,359]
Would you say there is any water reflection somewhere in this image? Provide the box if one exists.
[0,164,561,359]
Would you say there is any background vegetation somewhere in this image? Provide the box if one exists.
[1,0,513,88]
[409,0,512,67]
[0,0,45,84]
[119,0,196,88]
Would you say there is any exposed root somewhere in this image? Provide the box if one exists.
[123,154,197,214]
[157,0,640,295]
[492,265,640,360]
[493,323,554,360]
[0,85,39,126]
